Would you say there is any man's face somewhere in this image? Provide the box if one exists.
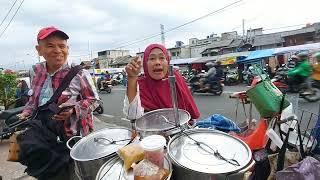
[36,35,69,68]
[147,48,169,80]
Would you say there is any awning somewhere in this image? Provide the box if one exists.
[170,57,199,65]
[190,51,250,64]
[190,56,217,64]
[273,42,320,55]
[238,49,275,63]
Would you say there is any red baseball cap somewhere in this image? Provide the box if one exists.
[37,26,69,41]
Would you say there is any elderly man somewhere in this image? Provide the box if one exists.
[17,26,100,180]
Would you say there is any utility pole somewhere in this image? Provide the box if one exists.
[88,41,97,87]
[160,24,165,46]
[242,19,245,37]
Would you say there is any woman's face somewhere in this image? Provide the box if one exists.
[147,48,169,80]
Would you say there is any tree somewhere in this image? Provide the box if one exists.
[0,71,17,110]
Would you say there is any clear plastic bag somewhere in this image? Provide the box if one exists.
[118,143,145,171]
[133,159,170,180]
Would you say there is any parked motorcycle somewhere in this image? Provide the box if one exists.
[0,107,25,140]
[188,74,223,95]
[242,70,255,85]
[225,69,239,85]
[94,101,104,114]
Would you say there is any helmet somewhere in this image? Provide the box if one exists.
[290,55,299,60]
[297,51,309,59]
[205,62,215,67]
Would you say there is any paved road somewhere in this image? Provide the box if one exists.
[99,85,319,127]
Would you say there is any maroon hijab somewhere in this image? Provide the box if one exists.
[138,44,200,119]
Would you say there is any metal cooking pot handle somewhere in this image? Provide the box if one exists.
[238,160,255,173]
[66,136,82,150]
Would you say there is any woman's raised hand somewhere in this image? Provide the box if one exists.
[125,56,142,77]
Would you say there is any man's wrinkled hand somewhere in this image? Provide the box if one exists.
[17,112,30,120]
[52,108,74,121]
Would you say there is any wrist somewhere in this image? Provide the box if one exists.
[128,74,139,77]
[128,75,139,79]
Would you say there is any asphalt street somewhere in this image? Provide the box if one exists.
[98,85,320,129]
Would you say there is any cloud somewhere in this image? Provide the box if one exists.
[0,0,319,69]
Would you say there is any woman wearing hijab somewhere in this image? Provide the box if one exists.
[123,44,200,120]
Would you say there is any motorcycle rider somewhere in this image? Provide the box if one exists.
[287,52,312,92]
[200,61,223,90]
[287,55,298,69]
[99,71,111,90]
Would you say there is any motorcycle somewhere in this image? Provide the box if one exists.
[0,106,25,140]
[94,101,104,114]
[225,69,239,85]
[271,75,320,102]
[97,80,112,93]
[242,70,255,86]
[188,74,223,95]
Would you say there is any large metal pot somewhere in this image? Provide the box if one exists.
[66,127,132,180]
[134,108,191,138]
[167,129,253,180]
[95,155,172,180]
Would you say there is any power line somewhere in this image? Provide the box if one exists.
[263,24,306,31]
[113,0,244,49]
[0,0,19,27]
[0,0,24,38]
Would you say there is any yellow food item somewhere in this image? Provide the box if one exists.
[118,143,145,171]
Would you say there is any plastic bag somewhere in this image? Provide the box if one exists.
[133,159,170,180]
[118,143,145,171]
[232,119,268,150]
[196,114,241,133]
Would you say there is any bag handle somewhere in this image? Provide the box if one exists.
[276,120,306,171]
[45,65,83,106]
[252,64,271,82]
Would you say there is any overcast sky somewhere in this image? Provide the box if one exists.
[0,0,319,69]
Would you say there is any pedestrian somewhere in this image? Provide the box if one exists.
[123,43,200,121]
[15,80,30,107]
[16,26,100,180]
[122,69,127,87]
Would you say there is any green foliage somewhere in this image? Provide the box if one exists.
[0,73,17,109]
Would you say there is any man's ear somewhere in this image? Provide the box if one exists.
[35,45,42,56]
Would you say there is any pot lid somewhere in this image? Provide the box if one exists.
[135,108,190,132]
[96,155,172,180]
[167,129,252,174]
[70,127,132,161]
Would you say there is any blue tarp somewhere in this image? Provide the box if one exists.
[237,49,275,63]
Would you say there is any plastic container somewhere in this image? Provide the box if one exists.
[140,135,166,168]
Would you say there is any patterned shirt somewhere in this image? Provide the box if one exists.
[23,61,100,137]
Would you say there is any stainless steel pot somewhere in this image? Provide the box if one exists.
[167,129,253,180]
[66,127,132,180]
[134,108,191,138]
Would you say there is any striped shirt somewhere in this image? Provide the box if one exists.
[23,61,100,137]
